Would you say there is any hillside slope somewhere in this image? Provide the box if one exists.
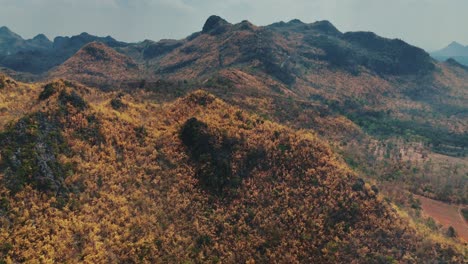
[0,78,465,263]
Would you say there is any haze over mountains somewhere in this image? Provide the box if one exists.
[0,16,467,262]
[0,17,436,77]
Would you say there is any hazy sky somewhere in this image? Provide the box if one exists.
[0,0,466,51]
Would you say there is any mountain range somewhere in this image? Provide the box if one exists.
[0,16,467,262]
[0,26,125,74]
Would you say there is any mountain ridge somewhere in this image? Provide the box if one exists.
[0,17,435,76]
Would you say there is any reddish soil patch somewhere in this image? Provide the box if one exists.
[415,195,468,242]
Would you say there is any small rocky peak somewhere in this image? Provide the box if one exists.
[202,15,231,35]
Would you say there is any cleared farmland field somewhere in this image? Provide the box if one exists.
[416,195,468,242]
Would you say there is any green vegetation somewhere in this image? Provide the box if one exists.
[59,89,87,110]
[180,117,243,195]
[446,226,457,238]
[319,97,468,157]
[303,31,434,75]
[38,82,58,100]
[110,97,127,110]
[349,110,467,157]
[461,208,468,222]
[0,113,71,194]
[205,75,235,90]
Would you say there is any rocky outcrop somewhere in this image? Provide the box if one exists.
[202,15,231,35]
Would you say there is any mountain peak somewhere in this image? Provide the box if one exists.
[236,20,256,30]
[288,19,304,24]
[32,33,51,42]
[310,20,341,35]
[202,15,231,35]
[432,41,468,57]
[0,26,22,39]
[448,41,464,48]
[0,26,12,33]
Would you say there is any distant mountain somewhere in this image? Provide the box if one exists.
[0,19,436,77]
[432,41,468,57]
[0,27,129,74]
[28,34,53,48]
[0,26,28,55]
[431,41,468,66]
[0,26,51,55]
